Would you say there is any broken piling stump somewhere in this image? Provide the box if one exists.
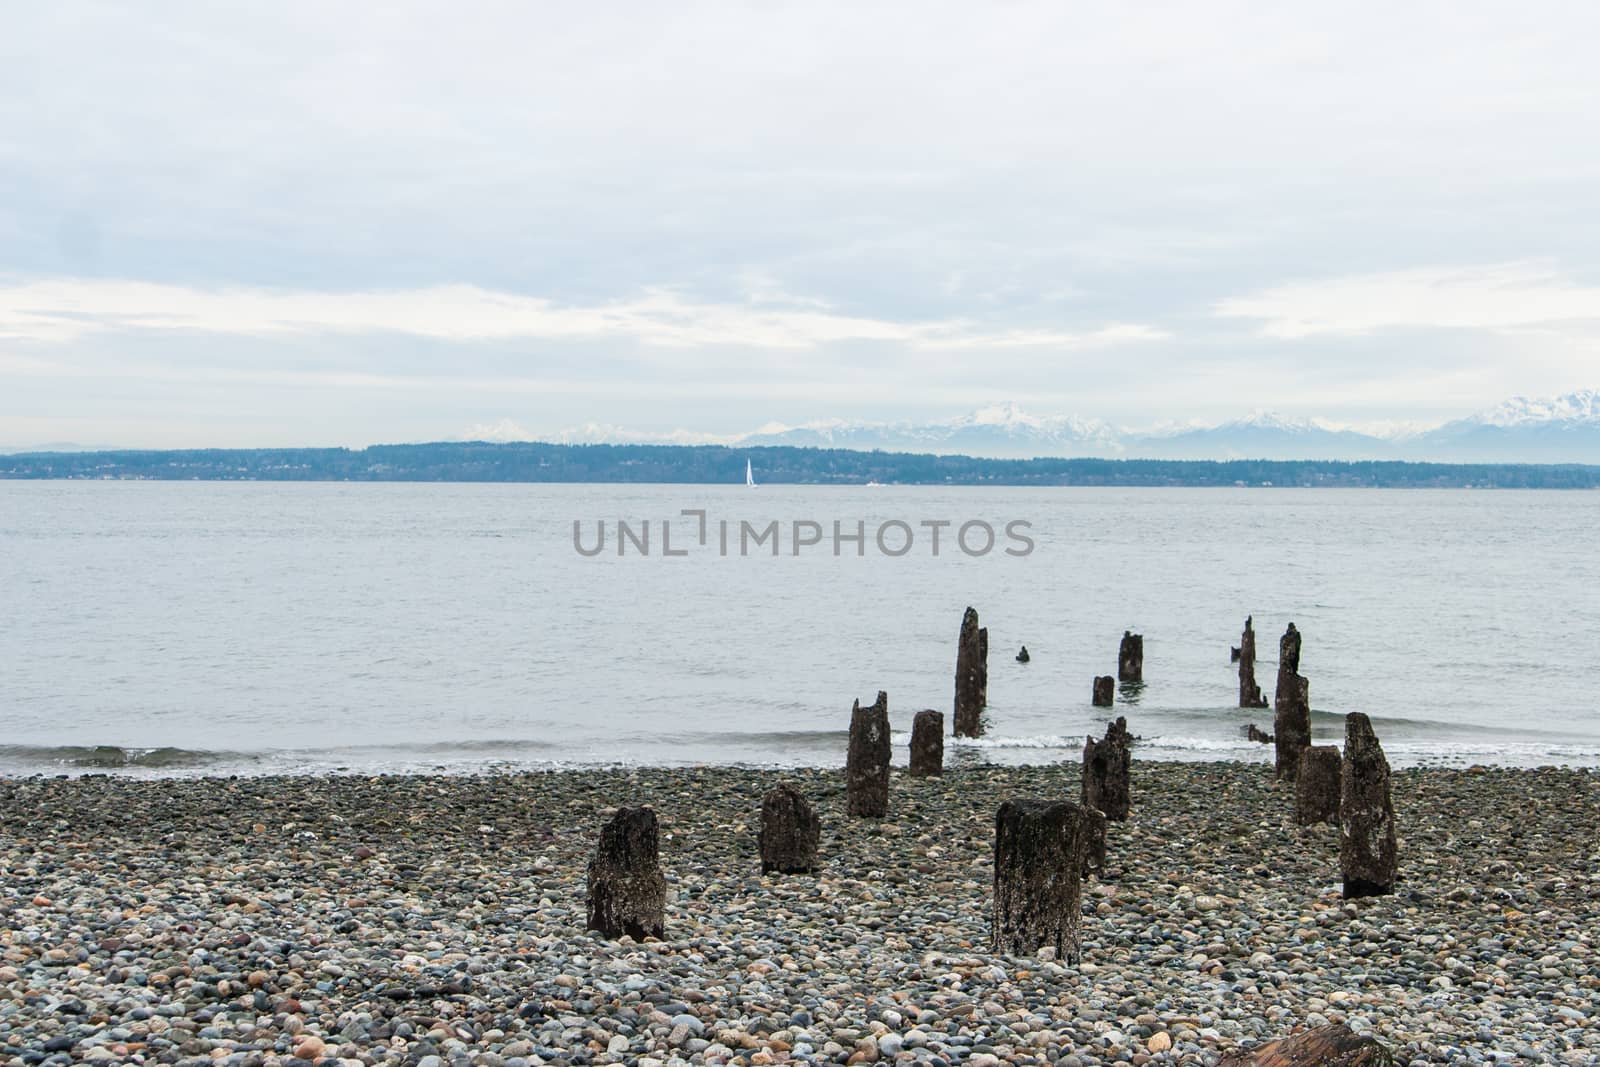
[1015,645,1030,663]
[1340,712,1398,898]
[1238,616,1268,708]
[846,690,892,817]
[1092,675,1115,707]
[1295,745,1341,826]
[1082,805,1108,879]
[909,709,944,776]
[992,799,1088,960]
[1117,630,1143,683]
[954,607,987,737]
[758,783,820,874]
[1082,716,1132,821]
[1218,1023,1395,1066]
[1245,723,1274,744]
[1274,672,1312,782]
[585,806,667,940]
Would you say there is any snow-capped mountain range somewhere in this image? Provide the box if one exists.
[470,390,1600,464]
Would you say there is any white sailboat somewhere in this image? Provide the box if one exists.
[745,459,756,487]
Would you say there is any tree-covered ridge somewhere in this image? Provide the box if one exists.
[3,441,1599,488]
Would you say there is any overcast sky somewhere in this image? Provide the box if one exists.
[3,1,1599,447]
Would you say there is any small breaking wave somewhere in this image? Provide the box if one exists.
[0,745,231,770]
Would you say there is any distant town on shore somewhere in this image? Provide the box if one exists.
[4,441,1600,488]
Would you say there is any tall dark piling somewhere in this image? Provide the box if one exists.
[1082,716,1132,821]
[846,691,891,817]
[1339,713,1397,898]
[1295,745,1342,826]
[586,806,667,940]
[992,799,1088,960]
[1118,631,1143,683]
[1274,622,1302,707]
[1239,616,1267,708]
[1274,673,1312,781]
[909,709,944,776]
[759,783,821,874]
[954,607,986,737]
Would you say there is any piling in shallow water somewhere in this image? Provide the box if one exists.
[1118,631,1143,683]
[1239,615,1268,709]
[1092,675,1115,707]
[954,607,986,737]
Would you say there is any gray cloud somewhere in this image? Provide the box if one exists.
[2,1,1599,446]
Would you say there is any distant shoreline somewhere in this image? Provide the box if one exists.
[5,441,1600,488]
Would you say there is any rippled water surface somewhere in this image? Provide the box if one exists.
[3,482,1598,774]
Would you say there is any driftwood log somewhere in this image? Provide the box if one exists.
[1218,1023,1395,1066]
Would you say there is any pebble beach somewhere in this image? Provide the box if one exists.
[2,761,1597,1067]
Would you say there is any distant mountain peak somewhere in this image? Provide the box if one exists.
[466,388,1600,464]
[1461,389,1600,428]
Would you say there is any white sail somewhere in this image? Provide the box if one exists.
[746,459,756,487]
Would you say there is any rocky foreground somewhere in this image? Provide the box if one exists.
[1,762,1597,1067]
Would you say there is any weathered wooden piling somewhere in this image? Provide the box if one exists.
[1118,631,1143,683]
[1295,745,1342,826]
[1339,712,1397,898]
[954,607,987,737]
[585,806,667,940]
[1082,805,1108,879]
[978,626,989,705]
[992,799,1088,960]
[758,783,820,874]
[1274,672,1312,782]
[1239,616,1267,708]
[1092,675,1115,707]
[1015,645,1030,663]
[1274,622,1302,707]
[1246,723,1274,744]
[909,709,944,776]
[846,690,892,817]
[1082,716,1132,821]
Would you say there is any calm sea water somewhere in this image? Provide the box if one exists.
[3,482,1599,776]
